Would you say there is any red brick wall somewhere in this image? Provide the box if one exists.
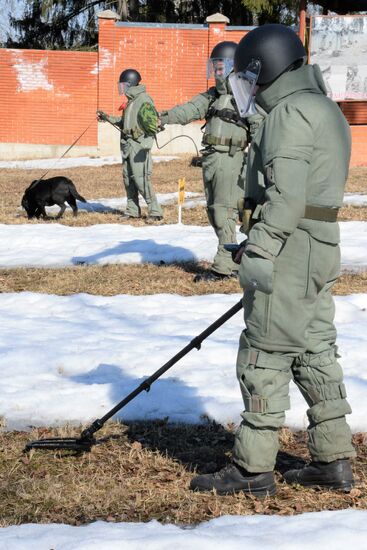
[97,19,250,115]
[0,49,98,146]
[0,18,366,166]
[351,126,367,167]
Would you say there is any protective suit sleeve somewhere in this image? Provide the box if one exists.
[239,105,314,293]
[160,90,212,126]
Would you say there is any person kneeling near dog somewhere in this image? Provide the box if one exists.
[97,69,163,222]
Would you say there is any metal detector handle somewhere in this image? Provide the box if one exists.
[80,299,243,440]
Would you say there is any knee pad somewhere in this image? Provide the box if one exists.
[237,334,293,416]
[293,348,352,424]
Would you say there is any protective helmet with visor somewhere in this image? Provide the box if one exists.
[118,68,142,95]
[229,24,307,116]
[207,41,237,80]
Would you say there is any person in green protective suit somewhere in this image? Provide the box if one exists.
[159,41,251,281]
[190,24,356,497]
[97,69,163,221]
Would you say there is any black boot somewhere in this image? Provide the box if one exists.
[193,270,237,283]
[145,215,163,222]
[283,459,354,491]
[121,213,141,220]
[190,463,276,496]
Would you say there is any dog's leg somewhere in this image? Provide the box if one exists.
[67,196,78,217]
[55,204,67,219]
[38,206,51,220]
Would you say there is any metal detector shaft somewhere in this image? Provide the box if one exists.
[102,117,200,157]
[25,300,243,452]
[79,299,243,440]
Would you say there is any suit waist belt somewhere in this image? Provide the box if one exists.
[303,205,339,222]
[203,134,247,148]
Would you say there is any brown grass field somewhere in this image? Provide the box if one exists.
[0,157,366,525]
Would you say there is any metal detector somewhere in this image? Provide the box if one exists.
[24,300,243,453]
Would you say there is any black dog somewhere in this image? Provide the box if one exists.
[21,176,87,219]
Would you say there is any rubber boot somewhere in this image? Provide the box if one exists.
[283,459,354,491]
[190,463,276,496]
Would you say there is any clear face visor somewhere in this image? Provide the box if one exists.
[207,57,234,80]
[229,59,261,117]
[118,81,130,95]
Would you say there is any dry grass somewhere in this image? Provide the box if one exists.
[0,156,203,225]
[0,264,366,296]
[0,423,365,527]
[0,158,366,225]
[346,166,367,193]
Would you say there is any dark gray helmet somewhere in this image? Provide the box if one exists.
[208,41,237,79]
[210,41,237,60]
[234,24,307,86]
[119,69,141,87]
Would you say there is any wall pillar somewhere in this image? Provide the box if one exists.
[97,10,121,156]
[206,12,230,58]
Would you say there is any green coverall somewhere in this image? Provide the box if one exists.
[233,64,356,472]
[106,85,163,218]
[160,78,249,276]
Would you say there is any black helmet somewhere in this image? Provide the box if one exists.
[234,24,307,86]
[210,41,237,60]
[119,68,141,87]
[208,41,237,79]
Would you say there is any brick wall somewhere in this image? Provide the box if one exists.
[0,14,366,165]
[351,126,367,166]
[97,18,251,116]
[0,49,98,149]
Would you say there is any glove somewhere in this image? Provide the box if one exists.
[238,249,274,294]
[96,110,108,122]
[158,112,169,128]
[223,241,247,264]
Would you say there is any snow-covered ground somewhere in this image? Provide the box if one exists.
[0,221,366,271]
[343,193,367,206]
[2,292,365,549]
[0,155,178,170]
[1,510,367,550]
[41,191,205,214]
[0,292,366,432]
[40,191,362,215]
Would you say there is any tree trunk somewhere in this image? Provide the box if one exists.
[117,0,128,20]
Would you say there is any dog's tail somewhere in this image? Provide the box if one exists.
[70,186,87,203]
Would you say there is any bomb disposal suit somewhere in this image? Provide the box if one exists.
[190,25,355,497]
[99,69,162,219]
[160,41,255,277]
[232,26,356,475]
